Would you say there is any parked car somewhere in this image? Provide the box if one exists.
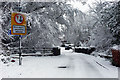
[65,43,74,50]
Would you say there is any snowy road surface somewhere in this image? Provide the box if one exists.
[1,48,118,78]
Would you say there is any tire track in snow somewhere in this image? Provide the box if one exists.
[78,55,104,77]
[63,52,104,77]
[94,60,109,70]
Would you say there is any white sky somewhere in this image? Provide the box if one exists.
[67,0,119,12]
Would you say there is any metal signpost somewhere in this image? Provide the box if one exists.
[11,12,26,65]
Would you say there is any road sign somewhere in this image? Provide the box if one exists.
[11,12,26,35]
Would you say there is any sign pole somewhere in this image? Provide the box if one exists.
[19,0,22,65]
[19,35,22,65]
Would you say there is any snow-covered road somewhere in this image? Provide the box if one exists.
[1,47,118,78]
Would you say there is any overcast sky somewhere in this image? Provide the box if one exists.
[67,0,119,12]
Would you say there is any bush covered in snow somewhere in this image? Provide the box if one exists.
[0,54,11,64]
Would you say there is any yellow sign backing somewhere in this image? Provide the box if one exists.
[11,12,27,35]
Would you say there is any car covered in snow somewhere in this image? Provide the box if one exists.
[65,43,74,50]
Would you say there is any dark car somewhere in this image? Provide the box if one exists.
[65,46,72,50]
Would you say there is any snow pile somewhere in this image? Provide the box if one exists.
[75,46,90,49]
[112,45,120,50]
[0,54,11,64]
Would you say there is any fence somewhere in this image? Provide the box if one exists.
[1,47,61,56]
